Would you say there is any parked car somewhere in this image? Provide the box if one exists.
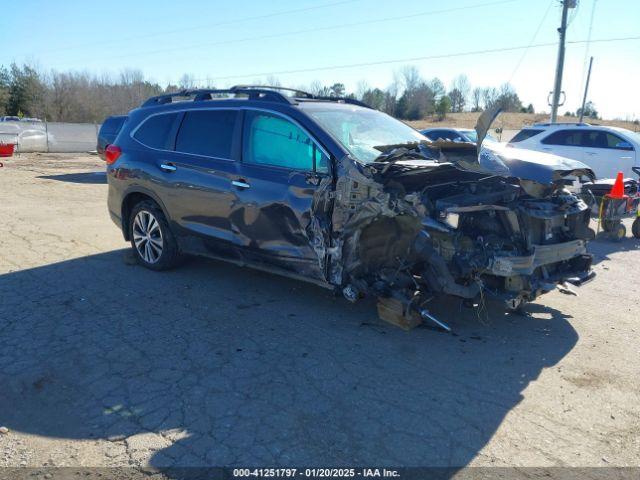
[105,87,594,326]
[420,127,498,145]
[97,115,127,159]
[0,116,21,122]
[507,123,640,180]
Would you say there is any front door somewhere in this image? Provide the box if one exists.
[581,130,636,179]
[232,109,333,281]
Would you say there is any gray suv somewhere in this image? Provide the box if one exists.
[105,86,595,328]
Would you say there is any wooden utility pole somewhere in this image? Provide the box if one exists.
[579,56,594,122]
[550,0,576,123]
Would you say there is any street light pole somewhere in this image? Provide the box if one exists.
[550,0,574,123]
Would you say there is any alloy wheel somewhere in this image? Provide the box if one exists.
[132,210,163,264]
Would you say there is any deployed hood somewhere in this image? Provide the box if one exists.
[475,143,596,184]
[437,107,595,185]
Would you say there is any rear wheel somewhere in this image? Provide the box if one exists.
[128,200,180,270]
[608,223,626,242]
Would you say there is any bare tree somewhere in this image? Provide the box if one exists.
[471,87,482,111]
[482,87,499,110]
[178,73,196,90]
[450,74,470,112]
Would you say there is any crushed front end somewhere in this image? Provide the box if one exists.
[328,134,596,325]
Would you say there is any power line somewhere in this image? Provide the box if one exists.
[38,0,361,55]
[579,0,598,93]
[189,35,640,83]
[507,0,554,83]
[54,0,520,67]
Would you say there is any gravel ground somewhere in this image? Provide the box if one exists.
[0,153,639,469]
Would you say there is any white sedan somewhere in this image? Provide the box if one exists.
[507,123,640,180]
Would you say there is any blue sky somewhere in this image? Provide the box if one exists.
[3,0,639,119]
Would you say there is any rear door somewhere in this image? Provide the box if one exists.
[137,108,244,247]
[539,129,585,162]
[581,129,636,179]
[233,109,333,281]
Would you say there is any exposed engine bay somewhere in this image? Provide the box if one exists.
[326,110,596,329]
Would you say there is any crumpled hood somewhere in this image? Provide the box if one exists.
[475,143,596,184]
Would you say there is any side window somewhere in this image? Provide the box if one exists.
[175,110,237,158]
[133,113,178,149]
[604,132,633,150]
[243,111,328,173]
[541,130,582,146]
[510,129,544,143]
[581,131,608,148]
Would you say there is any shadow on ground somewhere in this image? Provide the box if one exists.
[0,250,577,468]
[589,233,640,266]
[37,171,107,184]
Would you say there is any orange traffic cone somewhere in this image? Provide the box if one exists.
[609,171,626,199]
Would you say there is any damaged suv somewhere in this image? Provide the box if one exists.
[106,86,595,329]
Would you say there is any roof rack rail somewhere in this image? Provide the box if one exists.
[230,85,315,98]
[141,86,296,107]
[533,122,591,127]
[304,96,371,108]
[140,85,372,109]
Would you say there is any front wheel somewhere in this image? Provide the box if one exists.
[129,200,180,270]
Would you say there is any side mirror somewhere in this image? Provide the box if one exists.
[615,141,634,151]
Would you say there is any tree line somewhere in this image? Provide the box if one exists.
[0,63,535,124]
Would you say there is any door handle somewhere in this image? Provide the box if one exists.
[159,163,177,172]
[232,179,251,189]
[585,152,596,156]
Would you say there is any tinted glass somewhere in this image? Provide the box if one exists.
[243,111,328,172]
[602,132,632,150]
[424,130,464,142]
[541,130,582,146]
[510,129,544,142]
[101,116,126,135]
[175,110,237,158]
[134,113,178,149]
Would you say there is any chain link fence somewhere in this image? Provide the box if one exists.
[0,121,99,153]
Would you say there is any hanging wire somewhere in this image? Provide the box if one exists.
[579,0,598,94]
[507,0,555,84]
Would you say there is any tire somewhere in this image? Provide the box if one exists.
[128,200,180,270]
[633,218,640,239]
[608,223,626,242]
[603,220,617,232]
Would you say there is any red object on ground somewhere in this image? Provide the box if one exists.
[0,143,14,157]
[609,172,626,199]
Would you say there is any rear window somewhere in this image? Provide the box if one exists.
[134,113,179,149]
[101,116,126,135]
[510,129,544,143]
[175,110,237,158]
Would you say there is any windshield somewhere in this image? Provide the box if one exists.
[306,107,426,163]
[460,129,497,143]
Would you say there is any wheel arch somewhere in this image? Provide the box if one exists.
[120,187,171,241]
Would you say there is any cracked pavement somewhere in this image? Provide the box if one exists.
[0,153,639,469]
